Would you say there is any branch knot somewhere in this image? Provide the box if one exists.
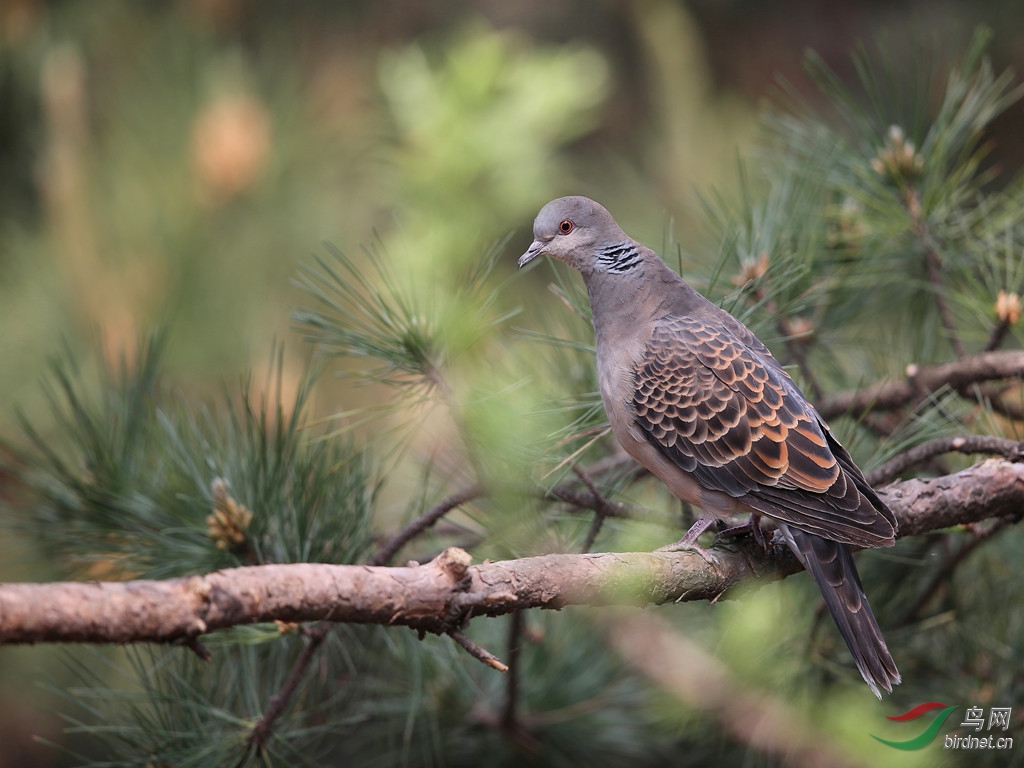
[432,547,473,587]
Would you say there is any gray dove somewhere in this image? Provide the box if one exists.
[519,195,900,697]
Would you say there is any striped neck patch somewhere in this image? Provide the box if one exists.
[596,242,642,273]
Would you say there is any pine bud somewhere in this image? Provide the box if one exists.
[731,252,770,287]
[206,478,254,551]
[870,124,924,182]
[191,94,271,204]
[787,316,815,343]
[826,197,866,248]
[995,290,1021,324]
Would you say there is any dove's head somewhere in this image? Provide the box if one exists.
[518,196,627,273]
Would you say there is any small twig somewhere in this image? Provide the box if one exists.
[501,610,525,728]
[542,463,682,529]
[580,511,606,555]
[545,456,649,518]
[907,187,967,359]
[179,637,212,662]
[867,435,1024,486]
[574,452,639,479]
[545,484,636,520]
[924,247,968,359]
[572,465,616,553]
[496,609,543,756]
[449,629,508,672]
[247,621,332,754]
[897,515,1019,626]
[984,318,1012,353]
[370,484,484,566]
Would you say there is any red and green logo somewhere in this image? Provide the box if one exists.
[871,702,959,750]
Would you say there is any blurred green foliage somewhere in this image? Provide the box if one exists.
[379,24,608,278]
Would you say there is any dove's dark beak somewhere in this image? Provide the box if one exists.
[518,240,546,270]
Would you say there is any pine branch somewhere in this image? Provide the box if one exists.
[816,349,1024,420]
[867,434,1024,485]
[2,460,1022,646]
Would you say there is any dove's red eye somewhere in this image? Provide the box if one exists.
[558,219,574,234]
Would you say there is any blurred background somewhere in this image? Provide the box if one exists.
[2,1,1024,765]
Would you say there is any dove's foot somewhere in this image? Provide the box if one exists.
[656,513,718,564]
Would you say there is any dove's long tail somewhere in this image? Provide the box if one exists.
[779,524,901,699]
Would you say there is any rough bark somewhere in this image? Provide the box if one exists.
[1,459,1022,646]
